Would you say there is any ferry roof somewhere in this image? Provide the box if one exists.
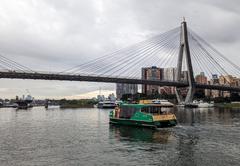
[120,103,162,108]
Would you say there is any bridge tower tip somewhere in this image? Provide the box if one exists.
[182,17,186,22]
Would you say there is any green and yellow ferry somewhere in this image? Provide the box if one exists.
[109,103,177,129]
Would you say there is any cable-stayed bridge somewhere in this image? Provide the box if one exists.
[0,20,240,103]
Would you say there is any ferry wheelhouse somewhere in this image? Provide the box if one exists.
[109,104,177,128]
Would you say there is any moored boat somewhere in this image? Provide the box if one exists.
[193,100,214,108]
[176,102,198,108]
[109,103,177,129]
[15,94,34,109]
[97,99,117,109]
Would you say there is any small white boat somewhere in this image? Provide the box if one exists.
[46,105,60,109]
[97,99,117,109]
[177,103,198,108]
[193,100,214,108]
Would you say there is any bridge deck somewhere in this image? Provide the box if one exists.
[0,71,240,92]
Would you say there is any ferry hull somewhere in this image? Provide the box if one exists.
[97,105,116,109]
[110,118,177,128]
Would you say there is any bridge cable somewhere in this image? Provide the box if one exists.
[61,27,180,74]
[189,33,232,84]
[112,31,180,78]
[73,28,181,76]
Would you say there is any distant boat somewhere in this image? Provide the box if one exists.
[45,105,60,109]
[15,95,34,109]
[177,103,198,108]
[184,103,198,108]
[97,99,117,109]
[193,100,214,108]
[3,103,18,108]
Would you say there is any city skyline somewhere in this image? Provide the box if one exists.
[0,0,240,99]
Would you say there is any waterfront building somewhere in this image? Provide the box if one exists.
[204,74,240,98]
[219,75,240,97]
[205,74,220,98]
[195,72,208,97]
[195,72,207,84]
[163,67,176,81]
[116,83,138,99]
[219,75,239,86]
[141,66,163,95]
[235,78,240,87]
[161,67,177,95]
[212,74,219,84]
[205,80,217,98]
[219,75,230,97]
[175,70,189,97]
[211,74,221,98]
[205,81,211,97]
[141,67,189,95]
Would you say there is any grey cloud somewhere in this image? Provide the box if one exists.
[0,0,239,98]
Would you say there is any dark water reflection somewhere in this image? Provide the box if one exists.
[0,107,239,166]
[110,126,173,144]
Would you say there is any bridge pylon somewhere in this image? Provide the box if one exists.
[175,20,196,104]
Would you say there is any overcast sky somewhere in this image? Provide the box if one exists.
[0,0,239,99]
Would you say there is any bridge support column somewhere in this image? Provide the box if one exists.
[175,20,196,104]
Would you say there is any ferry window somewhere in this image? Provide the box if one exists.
[141,106,161,114]
[141,107,148,113]
[119,106,138,119]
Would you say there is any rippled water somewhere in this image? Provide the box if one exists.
[0,107,239,166]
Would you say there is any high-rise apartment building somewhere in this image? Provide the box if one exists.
[161,67,177,94]
[195,72,208,84]
[163,67,176,81]
[195,72,208,97]
[219,75,240,97]
[116,83,138,99]
[141,66,163,95]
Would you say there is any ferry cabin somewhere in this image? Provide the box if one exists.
[109,104,177,128]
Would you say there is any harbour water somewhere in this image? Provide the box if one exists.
[0,107,239,166]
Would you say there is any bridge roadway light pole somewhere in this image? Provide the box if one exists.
[175,20,196,104]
